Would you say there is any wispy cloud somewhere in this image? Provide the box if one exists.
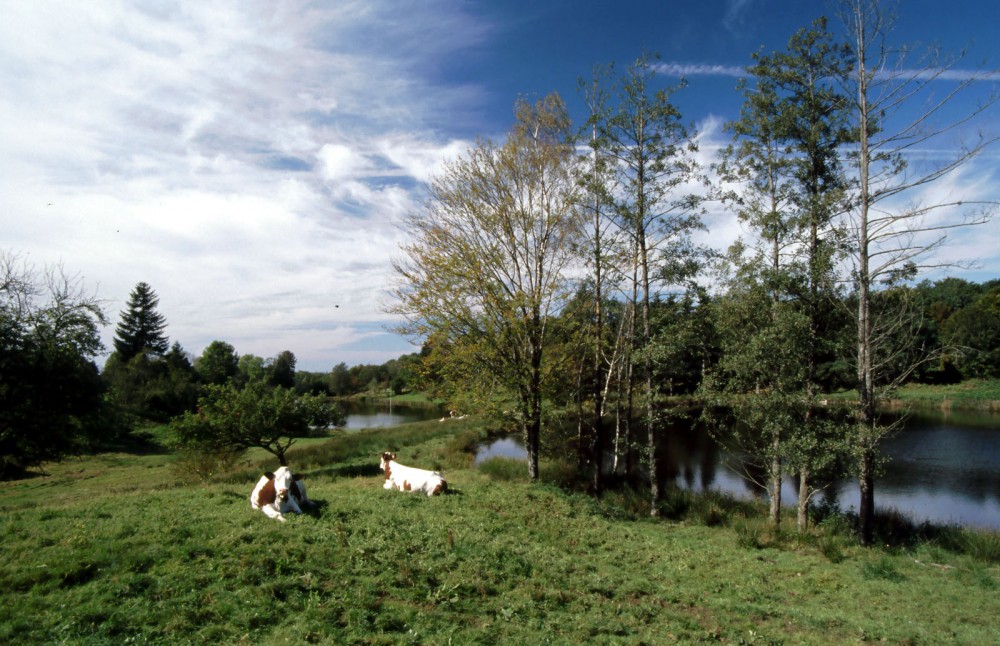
[723,0,756,35]
[0,0,487,369]
[655,62,746,78]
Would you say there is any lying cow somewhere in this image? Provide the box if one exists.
[379,452,447,496]
[250,466,313,522]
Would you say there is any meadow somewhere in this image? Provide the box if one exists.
[2,418,999,644]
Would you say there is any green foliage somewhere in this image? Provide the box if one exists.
[941,287,1000,378]
[194,340,239,385]
[391,93,582,479]
[169,380,343,466]
[103,345,199,422]
[112,282,168,361]
[0,252,114,477]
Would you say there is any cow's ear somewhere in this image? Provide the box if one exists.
[264,472,275,480]
[293,473,303,481]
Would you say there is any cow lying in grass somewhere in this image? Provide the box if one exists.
[380,452,447,496]
[250,466,313,522]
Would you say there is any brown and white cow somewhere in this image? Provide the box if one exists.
[380,452,447,496]
[250,466,313,522]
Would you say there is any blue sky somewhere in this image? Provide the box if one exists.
[2,0,997,371]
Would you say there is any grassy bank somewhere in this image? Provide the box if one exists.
[888,379,1000,410]
[826,378,1000,411]
[2,419,998,644]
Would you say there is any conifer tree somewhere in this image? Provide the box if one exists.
[113,282,168,361]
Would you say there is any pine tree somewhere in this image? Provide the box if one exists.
[113,282,169,361]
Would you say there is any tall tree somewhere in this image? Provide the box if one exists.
[712,18,853,530]
[577,68,624,493]
[590,54,703,515]
[113,282,169,361]
[1,251,111,477]
[840,0,999,545]
[391,92,582,480]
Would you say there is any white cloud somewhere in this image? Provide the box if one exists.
[318,143,372,182]
[0,0,489,370]
[377,136,472,184]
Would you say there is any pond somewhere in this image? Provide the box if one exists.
[475,408,1000,531]
[341,401,443,430]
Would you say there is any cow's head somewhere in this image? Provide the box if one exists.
[379,452,396,478]
[271,466,295,504]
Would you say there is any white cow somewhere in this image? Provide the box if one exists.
[379,452,447,496]
[250,466,313,522]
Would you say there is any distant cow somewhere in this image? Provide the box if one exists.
[250,466,313,522]
[379,452,447,496]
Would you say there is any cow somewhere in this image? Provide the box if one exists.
[379,452,447,496]
[250,466,313,522]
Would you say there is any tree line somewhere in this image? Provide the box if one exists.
[391,0,999,545]
[3,1,997,546]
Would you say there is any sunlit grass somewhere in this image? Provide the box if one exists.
[2,419,999,644]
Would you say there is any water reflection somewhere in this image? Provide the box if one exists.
[473,409,1000,530]
[475,436,528,464]
[342,402,441,430]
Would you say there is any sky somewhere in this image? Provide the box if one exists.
[2,0,998,371]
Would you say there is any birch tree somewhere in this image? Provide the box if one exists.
[589,54,703,515]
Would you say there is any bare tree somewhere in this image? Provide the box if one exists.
[840,0,999,545]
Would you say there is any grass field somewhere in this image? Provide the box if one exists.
[2,418,999,644]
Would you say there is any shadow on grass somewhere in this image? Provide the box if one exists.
[309,464,383,479]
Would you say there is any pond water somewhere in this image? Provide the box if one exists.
[341,402,443,430]
[475,408,1000,530]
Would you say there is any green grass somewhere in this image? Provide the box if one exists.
[2,419,999,644]
[829,378,1000,410]
[891,379,1000,408]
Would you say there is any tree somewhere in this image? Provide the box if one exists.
[0,251,112,477]
[391,93,582,480]
[941,287,1000,378]
[236,353,268,386]
[329,362,351,396]
[170,380,341,466]
[840,0,999,545]
[195,340,239,385]
[710,18,853,530]
[589,54,704,514]
[113,282,169,361]
[268,350,297,389]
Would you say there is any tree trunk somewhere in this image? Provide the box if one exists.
[854,7,876,545]
[769,434,782,527]
[797,466,809,532]
[859,446,875,545]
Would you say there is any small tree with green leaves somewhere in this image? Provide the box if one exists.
[169,379,343,468]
